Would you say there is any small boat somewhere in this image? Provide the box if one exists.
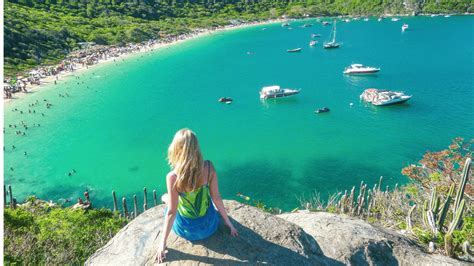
[363,17,369,21]
[360,88,412,106]
[343,64,380,74]
[302,23,313,27]
[218,97,233,104]
[378,17,384,21]
[309,40,317,46]
[444,14,451,18]
[391,18,400,21]
[431,14,437,17]
[322,21,331,26]
[402,23,409,31]
[311,33,321,38]
[344,19,351,23]
[315,107,330,114]
[260,85,300,99]
[281,22,290,27]
[287,48,302,53]
[323,20,340,49]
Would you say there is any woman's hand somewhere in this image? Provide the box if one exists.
[154,243,167,263]
[227,223,238,237]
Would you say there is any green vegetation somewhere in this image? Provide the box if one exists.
[298,138,473,259]
[4,0,473,76]
[4,197,128,264]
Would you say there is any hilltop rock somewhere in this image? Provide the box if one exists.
[86,200,467,265]
[278,211,467,266]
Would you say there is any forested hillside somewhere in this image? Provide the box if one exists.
[4,0,472,75]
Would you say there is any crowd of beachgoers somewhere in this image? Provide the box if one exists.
[3,20,283,100]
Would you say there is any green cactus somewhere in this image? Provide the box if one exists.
[448,199,466,235]
[453,158,471,211]
[437,183,455,232]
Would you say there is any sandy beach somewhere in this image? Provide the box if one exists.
[3,18,285,105]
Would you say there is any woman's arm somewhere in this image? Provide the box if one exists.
[208,161,238,237]
[155,172,179,262]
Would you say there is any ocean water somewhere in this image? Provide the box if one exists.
[4,16,474,211]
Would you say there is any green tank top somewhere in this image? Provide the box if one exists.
[177,161,212,219]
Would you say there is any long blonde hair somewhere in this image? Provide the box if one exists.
[167,129,204,192]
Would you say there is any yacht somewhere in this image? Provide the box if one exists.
[260,85,300,99]
[323,20,340,49]
[343,64,380,74]
[287,48,302,53]
[402,23,409,31]
[360,88,412,106]
[309,40,317,46]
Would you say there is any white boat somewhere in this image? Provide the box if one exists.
[360,88,412,106]
[444,14,451,18]
[309,40,317,46]
[363,17,369,21]
[378,17,383,21]
[344,64,380,74]
[391,18,400,21]
[322,21,331,26]
[287,48,302,53]
[344,19,351,23]
[260,85,300,99]
[402,23,409,31]
[281,22,290,27]
[323,20,340,49]
[311,33,321,38]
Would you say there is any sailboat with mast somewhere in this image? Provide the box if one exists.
[323,20,340,49]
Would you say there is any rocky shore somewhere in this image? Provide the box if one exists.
[86,200,467,265]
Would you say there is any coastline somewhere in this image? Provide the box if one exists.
[3,18,285,105]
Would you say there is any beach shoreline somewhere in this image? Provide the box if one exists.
[3,18,285,105]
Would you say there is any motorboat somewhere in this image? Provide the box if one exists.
[218,97,233,104]
[302,23,313,27]
[260,85,300,99]
[360,88,412,106]
[309,40,317,46]
[378,17,384,21]
[281,22,290,27]
[322,21,331,26]
[287,48,302,53]
[323,20,340,49]
[402,23,409,31]
[344,19,351,23]
[363,17,369,21]
[315,107,330,113]
[311,33,321,38]
[343,64,380,74]
[391,17,400,21]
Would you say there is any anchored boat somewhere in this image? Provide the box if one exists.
[260,85,300,100]
[323,20,340,49]
[344,64,380,74]
[287,48,302,53]
[360,88,412,106]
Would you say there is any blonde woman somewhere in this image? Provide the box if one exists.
[155,129,238,263]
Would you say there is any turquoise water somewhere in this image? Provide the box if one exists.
[4,16,474,210]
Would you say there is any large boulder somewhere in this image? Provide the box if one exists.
[86,200,340,265]
[278,211,467,266]
[86,200,466,265]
